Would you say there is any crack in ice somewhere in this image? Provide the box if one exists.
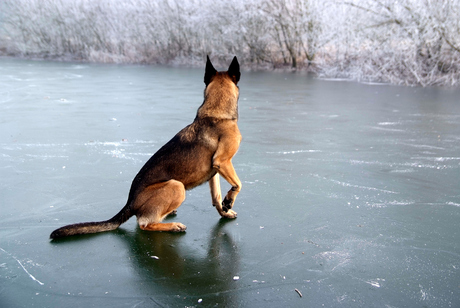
[0,248,44,286]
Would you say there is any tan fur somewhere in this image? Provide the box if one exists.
[50,56,242,239]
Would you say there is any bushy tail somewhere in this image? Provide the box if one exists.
[50,203,133,239]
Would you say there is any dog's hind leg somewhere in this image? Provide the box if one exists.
[134,180,187,232]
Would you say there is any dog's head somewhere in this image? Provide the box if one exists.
[204,56,240,86]
[199,56,240,120]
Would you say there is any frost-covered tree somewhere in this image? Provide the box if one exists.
[324,0,460,86]
[0,0,459,86]
[261,0,324,68]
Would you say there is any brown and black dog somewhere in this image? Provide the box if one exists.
[50,56,242,239]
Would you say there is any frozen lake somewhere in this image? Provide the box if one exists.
[1,58,459,307]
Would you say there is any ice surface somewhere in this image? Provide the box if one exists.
[1,59,459,307]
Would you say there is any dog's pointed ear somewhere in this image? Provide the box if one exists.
[204,55,217,85]
[227,56,240,84]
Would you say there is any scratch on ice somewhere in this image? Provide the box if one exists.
[0,247,44,286]
[267,150,322,155]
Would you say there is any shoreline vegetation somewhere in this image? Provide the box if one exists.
[1,0,459,87]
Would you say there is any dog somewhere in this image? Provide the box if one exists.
[50,56,242,239]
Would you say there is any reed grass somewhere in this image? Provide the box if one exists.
[1,0,459,86]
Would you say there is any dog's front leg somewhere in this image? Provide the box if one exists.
[212,127,242,215]
[209,173,237,218]
[212,159,241,213]
[209,173,222,207]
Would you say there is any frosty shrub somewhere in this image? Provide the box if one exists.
[0,0,459,86]
[325,0,460,86]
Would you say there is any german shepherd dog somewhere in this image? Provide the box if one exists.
[50,56,242,239]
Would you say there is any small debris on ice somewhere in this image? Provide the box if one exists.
[295,288,303,298]
[366,279,382,288]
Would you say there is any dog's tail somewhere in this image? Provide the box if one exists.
[49,203,133,240]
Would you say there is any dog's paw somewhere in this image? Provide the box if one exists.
[168,209,178,216]
[221,209,237,219]
[222,197,233,212]
[171,222,187,232]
